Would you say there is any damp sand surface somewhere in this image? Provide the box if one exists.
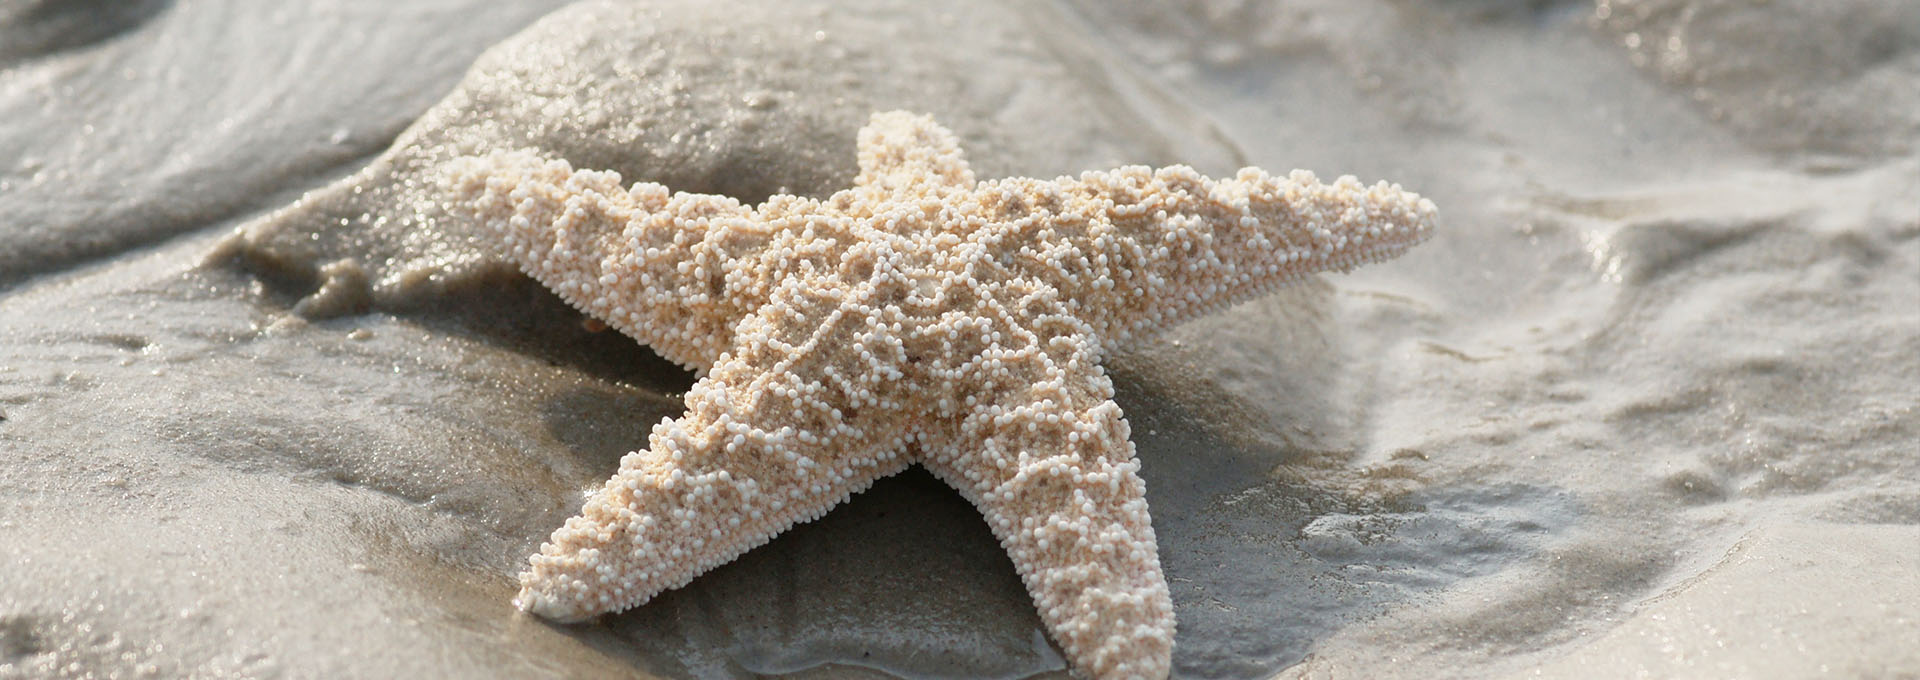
[3,1,1917,678]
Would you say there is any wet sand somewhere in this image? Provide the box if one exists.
[3,1,1916,678]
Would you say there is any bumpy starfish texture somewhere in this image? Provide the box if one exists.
[443,111,1435,679]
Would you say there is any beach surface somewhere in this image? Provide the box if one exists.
[3,1,1916,678]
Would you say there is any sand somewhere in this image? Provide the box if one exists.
[3,0,1916,678]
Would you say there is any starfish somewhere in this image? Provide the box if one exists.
[442,111,1435,679]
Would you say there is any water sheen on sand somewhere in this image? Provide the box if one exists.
[2,1,1915,678]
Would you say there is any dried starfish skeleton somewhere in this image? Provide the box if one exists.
[444,111,1435,679]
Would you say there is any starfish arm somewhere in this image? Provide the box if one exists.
[978,166,1437,346]
[920,315,1174,680]
[443,150,778,371]
[850,110,977,202]
[514,283,918,621]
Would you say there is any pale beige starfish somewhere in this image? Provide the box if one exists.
[442,111,1435,679]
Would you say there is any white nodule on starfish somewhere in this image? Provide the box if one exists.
[442,111,1435,680]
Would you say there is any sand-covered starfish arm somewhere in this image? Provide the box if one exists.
[976,166,1436,346]
[444,152,776,371]
[921,310,1174,680]
[516,282,918,621]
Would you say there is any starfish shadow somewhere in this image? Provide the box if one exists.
[407,275,698,393]
[594,467,1074,679]
[212,258,1550,679]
